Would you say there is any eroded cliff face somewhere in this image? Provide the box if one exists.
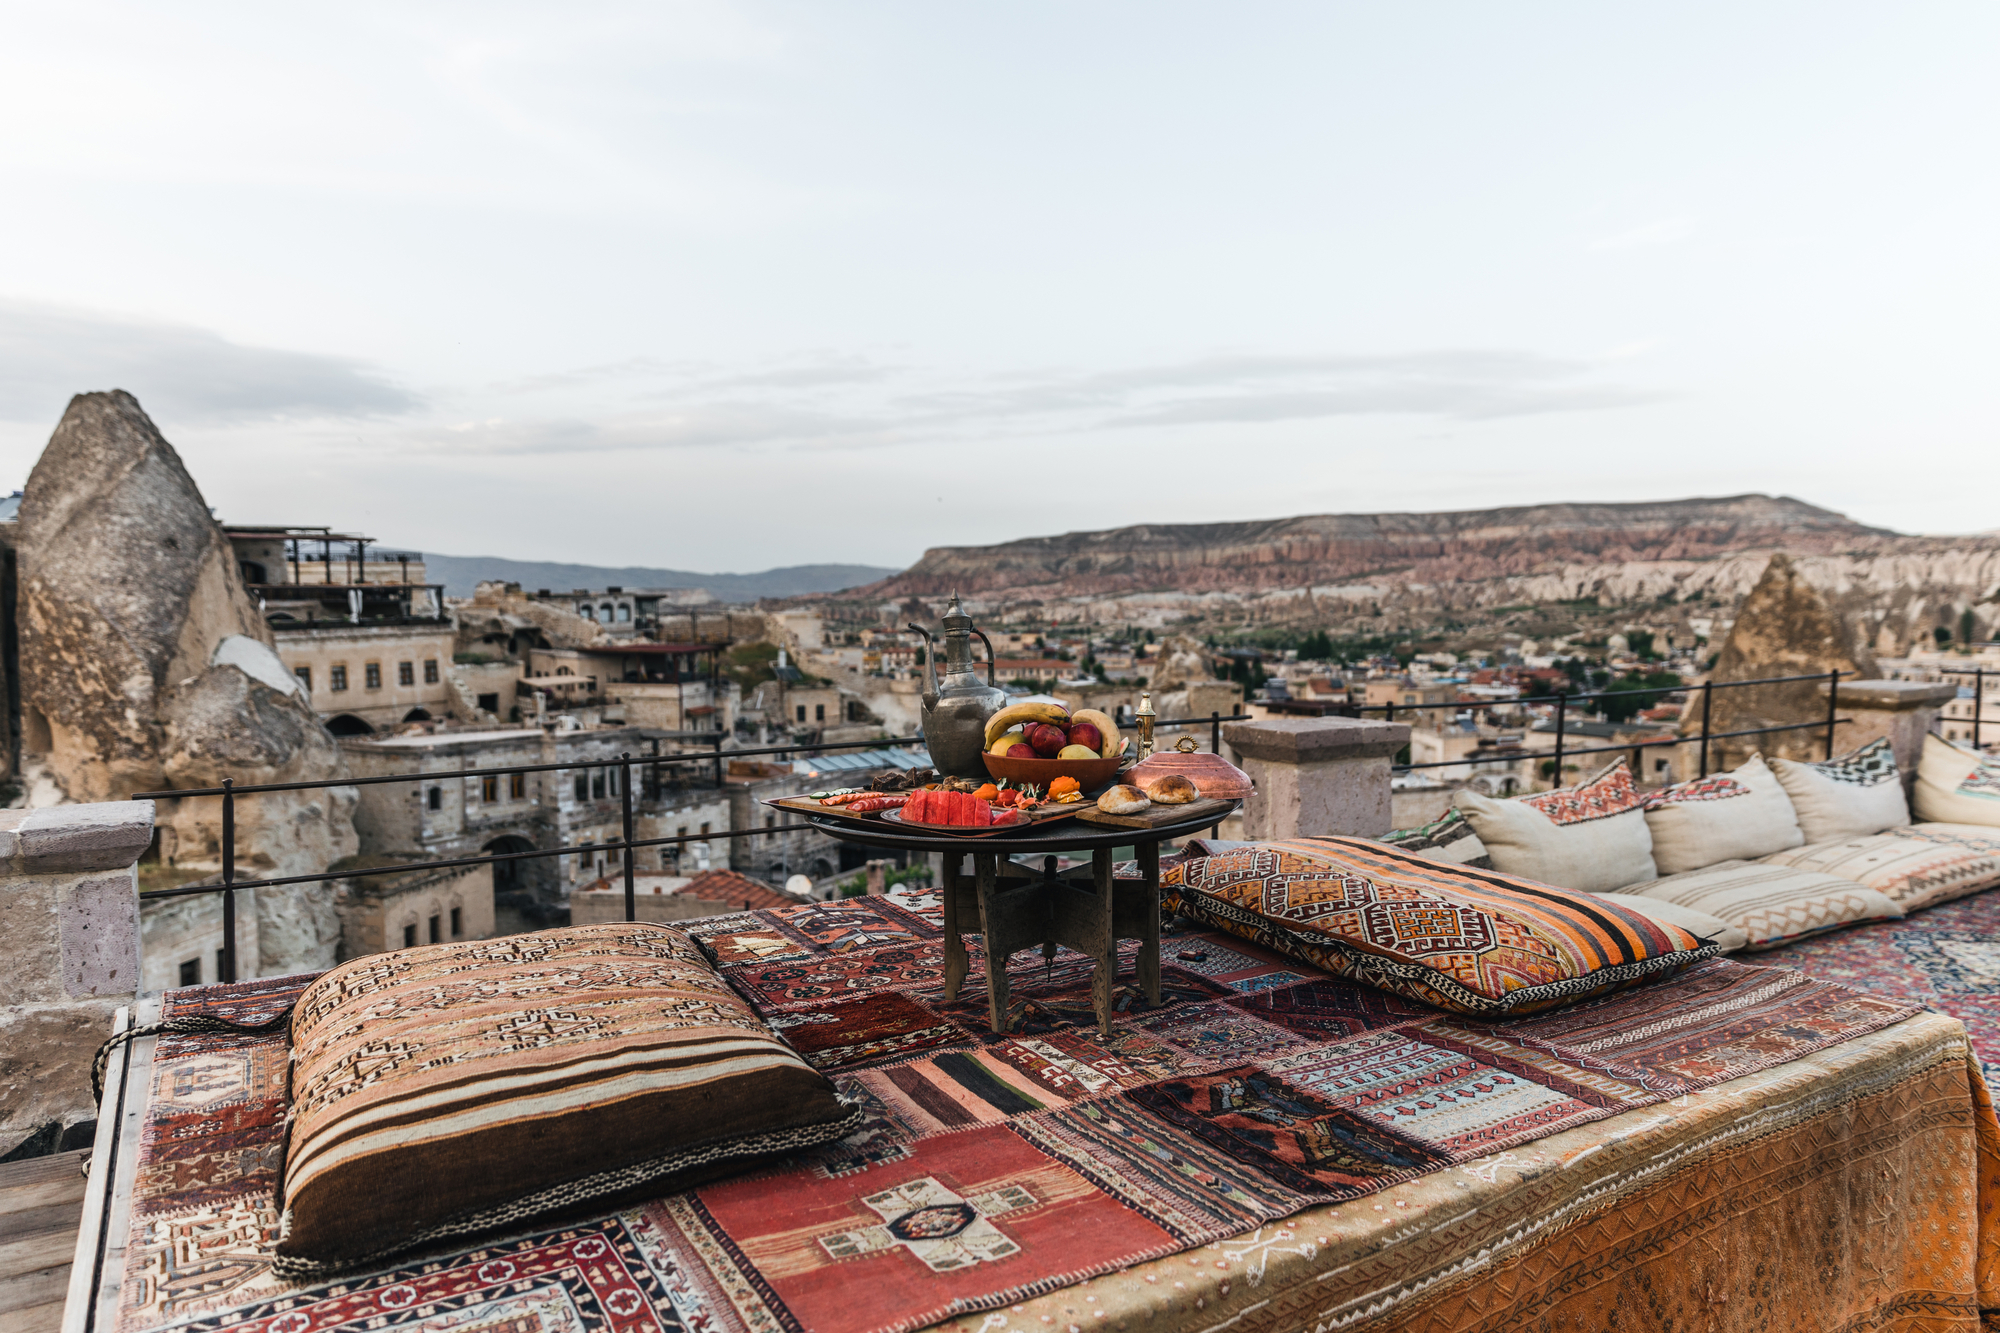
[17,393,357,972]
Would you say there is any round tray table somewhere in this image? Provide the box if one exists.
[801,803,1239,1036]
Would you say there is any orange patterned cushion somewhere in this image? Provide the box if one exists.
[277,922,858,1275]
[1164,838,1717,1015]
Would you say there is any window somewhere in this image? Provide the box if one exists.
[450,906,463,937]
[815,704,825,722]
[398,661,415,686]
[591,772,606,799]
[403,924,417,948]
[700,822,711,836]
[616,604,630,622]
[477,692,499,712]
[764,814,775,828]
[579,605,595,621]
[573,775,588,801]
[607,768,620,796]
[294,665,312,692]
[600,603,614,620]
[365,662,382,690]
[427,786,442,810]
[510,772,526,799]
[330,664,349,691]
[423,659,439,684]
[428,915,442,944]
[796,704,806,723]
[179,958,200,987]
[216,949,227,980]
[481,774,499,802]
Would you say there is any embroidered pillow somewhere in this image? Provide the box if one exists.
[1641,755,1804,874]
[1625,860,1903,950]
[1768,738,1910,844]
[1757,823,2000,913]
[1587,891,1749,954]
[1453,759,1659,892]
[1372,808,1493,868]
[1914,733,2000,827]
[277,922,859,1276]
[1162,836,1716,1016]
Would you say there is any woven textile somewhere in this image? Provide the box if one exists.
[1758,822,2000,912]
[1640,754,1804,874]
[1373,809,1492,868]
[1771,737,1911,843]
[1162,837,1715,1014]
[1916,733,2000,826]
[278,922,858,1272]
[1453,760,1659,892]
[1626,858,1904,949]
[104,892,1927,1333]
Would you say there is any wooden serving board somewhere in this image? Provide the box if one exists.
[1077,797,1234,830]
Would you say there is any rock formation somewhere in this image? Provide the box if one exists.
[1698,554,1880,769]
[17,391,356,974]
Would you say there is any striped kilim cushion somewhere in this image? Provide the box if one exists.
[1164,838,1718,1015]
[277,922,859,1275]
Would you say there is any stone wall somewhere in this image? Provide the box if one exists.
[0,801,152,1157]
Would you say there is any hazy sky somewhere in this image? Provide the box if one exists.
[2,4,1995,571]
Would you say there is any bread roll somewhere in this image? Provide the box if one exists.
[1146,774,1200,805]
[1096,784,1152,815]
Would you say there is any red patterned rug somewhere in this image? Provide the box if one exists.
[113,891,1922,1333]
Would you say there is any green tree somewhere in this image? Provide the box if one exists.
[1299,629,1334,661]
[1626,630,1657,660]
[1962,608,1978,649]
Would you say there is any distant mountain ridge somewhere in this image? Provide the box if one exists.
[861,494,1898,600]
[423,554,898,601]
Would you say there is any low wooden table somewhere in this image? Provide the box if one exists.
[802,804,1237,1035]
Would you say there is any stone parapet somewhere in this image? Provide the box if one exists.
[1817,679,1959,797]
[1221,716,1411,841]
[0,799,152,1158]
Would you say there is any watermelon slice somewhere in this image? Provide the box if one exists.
[971,799,991,827]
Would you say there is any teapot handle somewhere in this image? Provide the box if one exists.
[971,629,996,687]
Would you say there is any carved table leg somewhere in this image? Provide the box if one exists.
[974,852,1009,1033]
[940,853,968,1002]
[1089,847,1114,1037]
[1138,839,1161,1005]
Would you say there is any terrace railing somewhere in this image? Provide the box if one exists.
[1934,665,1991,751]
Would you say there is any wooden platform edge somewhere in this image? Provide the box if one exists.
[1076,798,1232,830]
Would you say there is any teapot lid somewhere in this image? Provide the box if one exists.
[940,590,973,633]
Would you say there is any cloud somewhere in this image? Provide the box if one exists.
[1590,218,1696,251]
[0,299,421,424]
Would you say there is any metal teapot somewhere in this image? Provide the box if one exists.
[907,592,1007,778]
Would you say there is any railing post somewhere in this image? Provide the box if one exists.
[1976,668,1986,752]
[220,777,237,983]
[621,753,636,923]
[1825,669,1840,760]
[1698,680,1713,778]
[1552,695,1567,789]
[713,736,724,787]
[1210,711,1221,755]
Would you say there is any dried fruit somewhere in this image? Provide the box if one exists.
[973,783,999,801]
[1049,775,1081,797]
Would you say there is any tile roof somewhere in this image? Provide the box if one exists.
[679,869,799,911]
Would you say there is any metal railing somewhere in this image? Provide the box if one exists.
[1934,666,1992,751]
[133,733,926,983]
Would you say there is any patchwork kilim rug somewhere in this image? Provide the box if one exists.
[1762,884,2000,1091]
[115,891,1924,1333]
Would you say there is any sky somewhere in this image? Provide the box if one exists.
[1,3,1995,572]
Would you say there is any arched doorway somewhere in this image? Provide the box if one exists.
[484,835,538,896]
[402,708,432,722]
[326,714,374,736]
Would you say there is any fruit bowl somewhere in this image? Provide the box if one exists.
[982,751,1128,791]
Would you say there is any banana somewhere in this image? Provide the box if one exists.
[983,701,1069,746]
[1071,708,1123,759]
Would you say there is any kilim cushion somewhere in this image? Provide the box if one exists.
[276,922,859,1275]
[1769,738,1910,844]
[1453,759,1659,892]
[1625,859,1904,949]
[1914,733,2000,827]
[1641,754,1804,874]
[1162,837,1717,1016]
[1757,823,2000,913]
[1588,891,1750,953]
[1372,808,1493,868]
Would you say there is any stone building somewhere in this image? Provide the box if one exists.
[333,862,495,960]
[568,868,799,925]
[280,622,458,734]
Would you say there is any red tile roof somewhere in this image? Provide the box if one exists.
[678,869,799,911]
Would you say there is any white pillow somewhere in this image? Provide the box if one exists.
[1769,738,1910,844]
[1453,759,1658,893]
[1590,891,1750,954]
[1913,733,2000,828]
[1641,755,1804,875]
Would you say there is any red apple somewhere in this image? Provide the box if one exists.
[1026,723,1067,757]
[1006,743,1036,758]
[1067,722,1104,754]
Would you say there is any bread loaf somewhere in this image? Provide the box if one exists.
[1096,784,1152,816]
[1145,774,1200,805]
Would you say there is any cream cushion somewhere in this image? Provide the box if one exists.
[1640,755,1804,875]
[1453,759,1658,894]
[1913,734,2000,827]
[1758,823,2000,913]
[1768,738,1910,844]
[1590,891,1750,954]
[1626,859,1903,950]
